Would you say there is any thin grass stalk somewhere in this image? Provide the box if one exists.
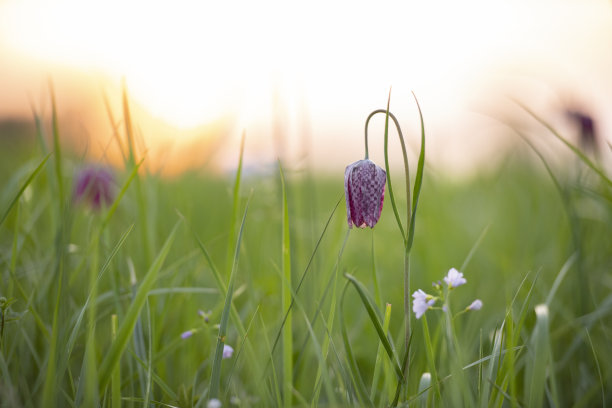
[111,314,121,408]
[421,316,442,404]
[279,164,293,408]
[98,220,181,392]
[311,229,349,406]
[209,198,250,400]
[225,131,245,277]
[0,153,51,228]
[369,303,392,403]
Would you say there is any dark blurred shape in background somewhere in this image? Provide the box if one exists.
[565,109,598,154]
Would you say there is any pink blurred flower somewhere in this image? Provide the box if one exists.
[73,165,115,210]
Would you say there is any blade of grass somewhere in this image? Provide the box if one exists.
[268,195,342,369]
[279,163,293,408]
[546,252,577,306]
[311,229,350,406]
[525,305,551,408]
[406,90,426,253]
[111,314,121,408]
[340,283,374,408]
[225,130,246,277]
[585,328,606,408]
[0,153,51,227]
[515,100,612,187]
[370,302,392,403]
[209,197,250,400]
[343,273,403,379]
[49,80,64,204]
[421,316,442,404]
[98,219,181,392]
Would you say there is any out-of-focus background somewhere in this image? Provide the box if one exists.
[1,0,611,175]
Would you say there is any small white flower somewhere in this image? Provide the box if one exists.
[444,268,466,289]
[412,289,436,319]
[223,344,234,359]
[467,299,483,311]
[180,330,194,339]
[207,398,222,408]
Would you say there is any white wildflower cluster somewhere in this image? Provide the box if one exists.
[412,268,482,319]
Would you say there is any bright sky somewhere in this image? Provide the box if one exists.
[1,0,611,174]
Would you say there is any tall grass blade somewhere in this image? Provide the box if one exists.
[369,302,392,403]
[516,100,612,187]
[406,91,426,252]
[111,314,121,408]
[49,80,65,204]
[421,316,442,404]
[225,130,246,277]
[268,195,341,363]
[343,273,403,378]
[208,198,250,400]
[546,253,577,306]
[0,153,51,227]
[279,164,293,408]
[524,304,551,408]
[340,283,374,408]
[98,219,181,392]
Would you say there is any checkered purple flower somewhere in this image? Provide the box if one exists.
[345,159,386,228]
[73,165,115,210]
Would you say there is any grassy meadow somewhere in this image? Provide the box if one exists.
[1,93,611,408]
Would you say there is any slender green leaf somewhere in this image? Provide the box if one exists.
[516,100,612,187]
[340,283,374,408]
[406,91,426,252]
[279,164,293,408]
[0,153,51,227]
[343,273,403,378]
[98,219,181,392]
[209,198,250,399]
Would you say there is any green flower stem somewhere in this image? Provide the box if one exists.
[364,108,410,246]
[364,102,412,358]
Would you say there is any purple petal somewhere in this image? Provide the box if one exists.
[344,159,386,228]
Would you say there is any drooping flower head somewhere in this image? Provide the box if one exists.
[344,159,386,228]
[412,289,436,319]
[443,268,466,289]
[73,165,115,210]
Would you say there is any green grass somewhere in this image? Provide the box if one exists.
[1,95,611,407]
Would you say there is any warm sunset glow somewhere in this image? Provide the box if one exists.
[1,0,611,173]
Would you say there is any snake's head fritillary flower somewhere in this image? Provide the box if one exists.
[73,165,115,210]
[443,268,466,289]
[467,299,483,311]
[345,159,386,228]
[412,289,436,319]
[222,344,234,359]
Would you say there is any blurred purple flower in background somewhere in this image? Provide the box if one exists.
[73,165,115,210]
[344,159,386,228]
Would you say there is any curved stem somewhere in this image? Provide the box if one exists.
[364,109,411,246]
